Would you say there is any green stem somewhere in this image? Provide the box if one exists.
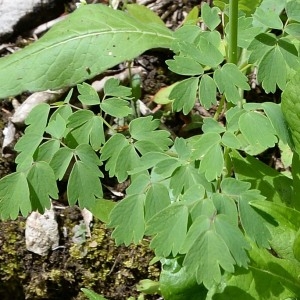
[214,95,225,120]
[228,0,239,64]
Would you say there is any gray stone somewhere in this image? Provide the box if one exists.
[0,0,66,42]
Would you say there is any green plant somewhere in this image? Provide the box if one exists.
[1,1,300,299]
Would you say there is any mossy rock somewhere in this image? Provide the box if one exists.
[0,206,160,299]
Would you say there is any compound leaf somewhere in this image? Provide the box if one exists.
[0,172,30,219]
[34,139,60,163]
[199,74,217,109]
[100,97,131,118]
[100,133,129,177]
[146,203,189,257]
[214,214,250,268]
[108,194,145,245]
[144,182,171,221]
[67,161,103,207]
[183,229,235,289]
[77,82,100,105]
[103,78,132,97]
[130,116,172,151]
[201,2,221,31]
[46,113,67,139]
[286,0,300,22]
[0,4,173,98]
[50,147,73,180]
[67,110,105,150]
[282,69,300,154]
[170,77,199,114]
[257,46,286,92]
[166,56,204,76]
[239,111,277,154]
[15,103,51,165]
[115,144,141,182]
[238,190,271,248]
[253,6,283,29]
[231,150,293,206]
[27,161,58,212]
[214,63,250,104]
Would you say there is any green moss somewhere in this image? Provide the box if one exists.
[0,208,160,299]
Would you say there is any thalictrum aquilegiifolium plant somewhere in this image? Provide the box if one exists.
[1,0,300,298]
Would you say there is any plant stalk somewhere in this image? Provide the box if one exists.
[228,0,238,64]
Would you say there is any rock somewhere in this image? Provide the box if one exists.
[25,206,59,256]
[0,0,66,42]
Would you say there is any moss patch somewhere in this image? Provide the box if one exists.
[0,207,160,299]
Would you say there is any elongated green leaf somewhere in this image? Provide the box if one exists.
[282,70,300,154]
[81,288,107,300]
[199,74,217,109]
[292,153,300,210]
[108,194,145,245]
[126,3,165,26]
[0,4,173,98]
[238,190,271,248]
[248,245,300,297]
[213,259,299,299]
[261,102,291,145]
